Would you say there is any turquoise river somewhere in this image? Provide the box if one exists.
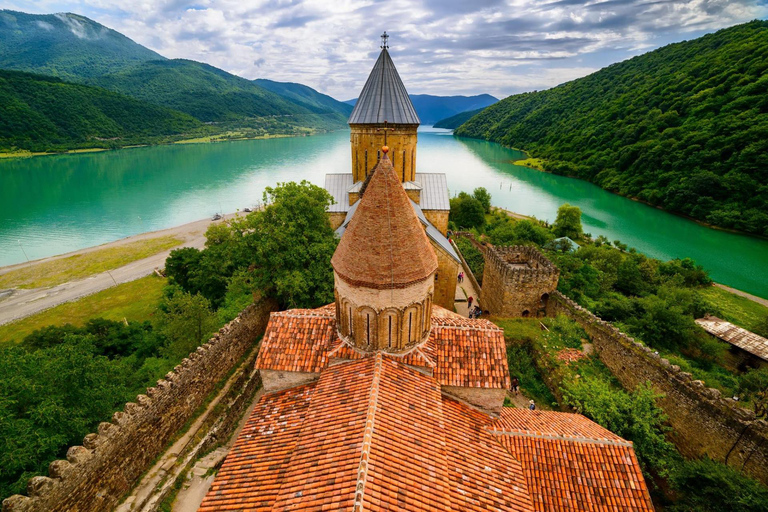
[0,128,766,298]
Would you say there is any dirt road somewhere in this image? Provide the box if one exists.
[0,214,238,326]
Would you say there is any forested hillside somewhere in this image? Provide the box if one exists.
[456,21,768,237]
[434,108,485,129]
[0,70,203,152]
[0,10,163,80]
[254,79,353,116]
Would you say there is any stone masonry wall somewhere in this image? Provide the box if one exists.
[2,299,278,512]
[481,245,559,318]
[547,291,768,485]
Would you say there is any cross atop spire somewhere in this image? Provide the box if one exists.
[381,31,389,49]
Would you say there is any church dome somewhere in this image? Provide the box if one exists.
[331,151,437,289]
[331,149,437,352]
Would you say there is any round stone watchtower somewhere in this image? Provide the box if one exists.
[331,147,437,352]
[348,34,420,183]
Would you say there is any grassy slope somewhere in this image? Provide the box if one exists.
[433,108,485,129]
[0,236,182,289]
[457,21,768,237]
[700,285,768,334]
[0,69,204,152]
[0,275,164,343]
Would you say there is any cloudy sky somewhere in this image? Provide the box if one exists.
[4,0,768,100]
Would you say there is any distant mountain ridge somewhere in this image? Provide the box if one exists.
[345,94,498,125]
[0,10,163,80]
[433,109,485,129]
[254,79,353,116]
[456,20,768,237]
[0,10,354,151]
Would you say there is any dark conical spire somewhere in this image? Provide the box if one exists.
[348,45,420,125]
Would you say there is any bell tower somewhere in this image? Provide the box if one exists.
[348,32,420,183]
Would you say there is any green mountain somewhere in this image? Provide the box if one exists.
[0,69,202,152]
[0,10,164,80]
[456,21,768,237]
[434,108,485,129]
[254,78,353,116]
[87,60,348,130]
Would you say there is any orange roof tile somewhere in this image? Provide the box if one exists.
[255,305,510,390]
[202,361,653,512]
[198,383,314,512]
[331,153,437,290]
[489,410,654,512]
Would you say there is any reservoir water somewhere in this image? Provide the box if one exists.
[1,128,766,298]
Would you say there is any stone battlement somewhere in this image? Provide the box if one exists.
[481,245,559,317]
[546,291,768,485]
[2,299,277,512]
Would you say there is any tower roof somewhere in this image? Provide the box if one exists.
[331,151,437,289]
[348,48,420,125]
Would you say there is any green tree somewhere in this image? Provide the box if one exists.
[668,458,768,512]
[450,192,486,229]
[553,203,583,239]
[157,290,219,361]
[473,187,492,213]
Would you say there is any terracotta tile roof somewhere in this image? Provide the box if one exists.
[331,153,437,290]
[203,359,653,512]
[256,305,510,389]
[441,397,534,512]
[255,309,336,373]
[198,383,314,512]
[428,317,510,389]
[489,410,654,512]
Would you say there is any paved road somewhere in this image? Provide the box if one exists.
[0,215,239,326]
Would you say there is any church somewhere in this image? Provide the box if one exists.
[198,37,654,512]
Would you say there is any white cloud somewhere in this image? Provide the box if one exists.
[6,0,768,99]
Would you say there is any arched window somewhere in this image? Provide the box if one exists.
[540,293,550,309]
[402,305,421,346]
[357,307,377,348]
[379,309,399,349]
[522,310,530,318]
[422,296,432,335]
[364,150,368,176]
[402,150,406,180]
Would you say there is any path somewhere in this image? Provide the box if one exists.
[714,283,768,308]
[0,214,239,326]
[454,274,480,317]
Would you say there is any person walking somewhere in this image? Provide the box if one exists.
[511,376,519,395]
[529,400,536,411]
[467,296,473,308]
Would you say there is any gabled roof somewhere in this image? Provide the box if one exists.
[255,304,510,390]
[491,410,654,512]
[331,154,437,289]
[348,48,420,125]
[202,358,653,512]
[696,316,768,361]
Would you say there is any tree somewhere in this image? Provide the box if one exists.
[157,290,219,361]
[553,203,583,239]
[450,192,486,229]
[225,181,338,309]
[473,187,492,213]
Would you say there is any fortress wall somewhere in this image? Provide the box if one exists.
[481,245,559,318]
[2,299,278,512]
[547,291,768,485]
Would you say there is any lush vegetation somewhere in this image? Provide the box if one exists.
[0,288,221,500]
[456,21,768,236]
[407,94,497,125]
[0,10,163,80]
[449,187,491,229]
[0,70,204,152]
[499,315,768,510]
[165,181,338,310]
